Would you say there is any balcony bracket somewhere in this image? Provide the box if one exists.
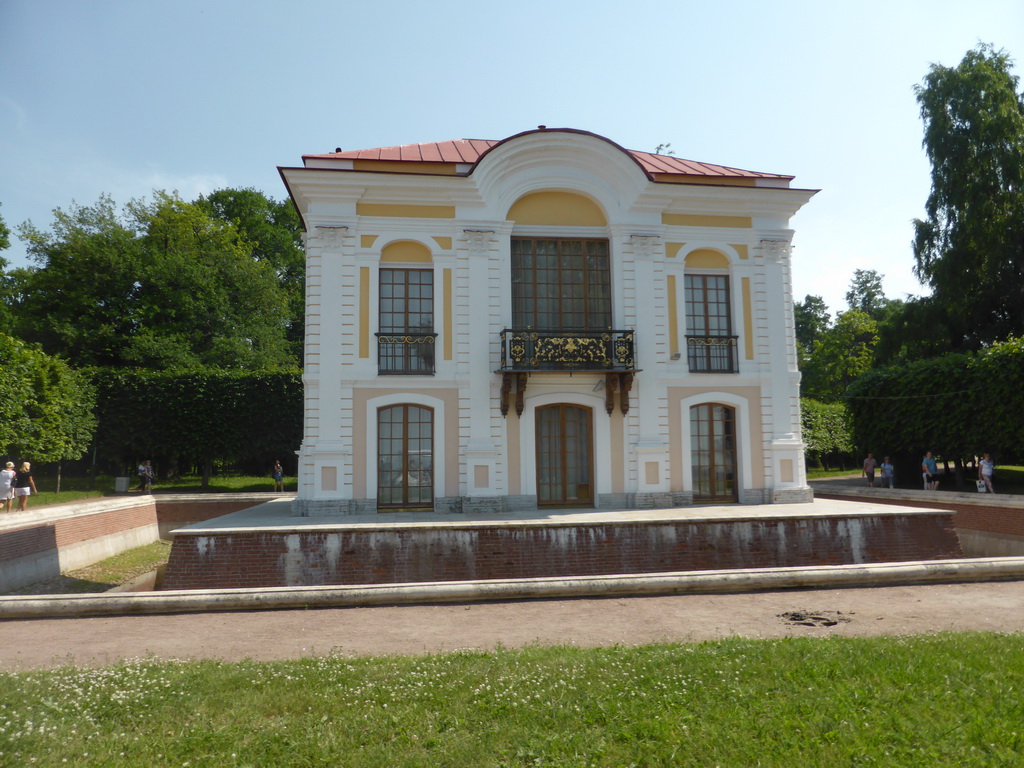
[604,373,618,415]
[515,373,528,417]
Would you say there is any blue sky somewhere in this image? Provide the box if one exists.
[2,0,1022,315]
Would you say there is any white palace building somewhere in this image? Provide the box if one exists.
[279,127,817,516]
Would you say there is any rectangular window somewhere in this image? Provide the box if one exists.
[511,238,611,330]
[685,274,738,373]
[378,268,436,374]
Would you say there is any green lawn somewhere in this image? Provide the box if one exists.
[0,633,1021,766]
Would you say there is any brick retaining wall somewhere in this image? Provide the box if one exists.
[162,512,962,590]
[811,491,1024,538]
[0,496,266,592]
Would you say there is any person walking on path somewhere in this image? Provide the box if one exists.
[137,460,154,493]
[979,453,995,493]
[881,456,895,489]
[862,453,877,487]
[922,451,940,491]
[272,460,285,493]
[13,462,38,512]
[0,461,15,512]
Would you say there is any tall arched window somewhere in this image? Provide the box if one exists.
[378,268,435,374]
[684,249,737,373]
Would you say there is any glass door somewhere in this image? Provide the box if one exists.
[536,404,593,507]
[377,404,434,511]
[690,403,738,502]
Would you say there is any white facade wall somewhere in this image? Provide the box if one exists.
[281,130,816,515]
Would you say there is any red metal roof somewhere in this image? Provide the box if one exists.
[304,130,793,181]
[313,139,498,165]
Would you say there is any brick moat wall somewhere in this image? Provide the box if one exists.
[162,513,963,590]
[0,498,261,572]
[0,501,159,565]
[812,492,1024,538]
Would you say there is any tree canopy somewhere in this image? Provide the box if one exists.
[12,192,296,369]
[0,332,96,465]
[0,203,10,252]
[845,336,1024,486]
[800,309,879,401]
[196,188,305,359]
[911,43,1024,350]
[793,295,831,359]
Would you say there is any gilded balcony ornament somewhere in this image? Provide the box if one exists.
[687,336,736,348]
[498,328,636,372]
[685,334,739,373]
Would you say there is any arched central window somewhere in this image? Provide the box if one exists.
[512,239,611,330]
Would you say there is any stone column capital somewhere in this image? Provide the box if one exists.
[629,234,663,259]
[758,239,792,263]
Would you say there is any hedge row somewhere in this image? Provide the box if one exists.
[91,368,303,475]
[845,336,1024,465]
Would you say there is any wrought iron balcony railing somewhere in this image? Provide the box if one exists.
[376,332,437,375]
[686,334,739,373]
[498,328,636,372]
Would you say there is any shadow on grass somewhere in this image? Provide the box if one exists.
[3,575,115,596]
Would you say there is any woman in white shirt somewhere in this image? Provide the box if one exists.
[979,453,995,493]
[0,461,15,512]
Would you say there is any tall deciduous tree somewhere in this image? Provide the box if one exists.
[13,192,295,369]
[0,333,96,490]
[801,309,879,401]
[0,203,10,252]
[844,269,901,321]
[793,295,831,357]
[0,204,12,330]
[912,44,1024,349]
[196,188,306,359]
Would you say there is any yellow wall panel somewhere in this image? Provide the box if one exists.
[506,191,607,226]
[359,267,370,359]
[684,249,730,269]
[665,242,686,259]
[662,213,752,228]
[443,268,453,361]
[380,240,432,263]
[357,203,456,219]
[667,274,679,357]
[742,277,754,361]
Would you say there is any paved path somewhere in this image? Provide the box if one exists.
[2,578,1023,670]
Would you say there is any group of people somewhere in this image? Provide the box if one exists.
[0,461,38,512]
[861,453,895,488]
[862,451,996,493]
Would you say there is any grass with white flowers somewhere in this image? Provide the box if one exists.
[1,632,1023,766]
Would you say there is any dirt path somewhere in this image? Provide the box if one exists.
[2,579,1023,670]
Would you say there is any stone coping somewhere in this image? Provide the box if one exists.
[169,496,953,537]
[3,557,1024,619]
[0,493,292,532]
[809,479,1024,509]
